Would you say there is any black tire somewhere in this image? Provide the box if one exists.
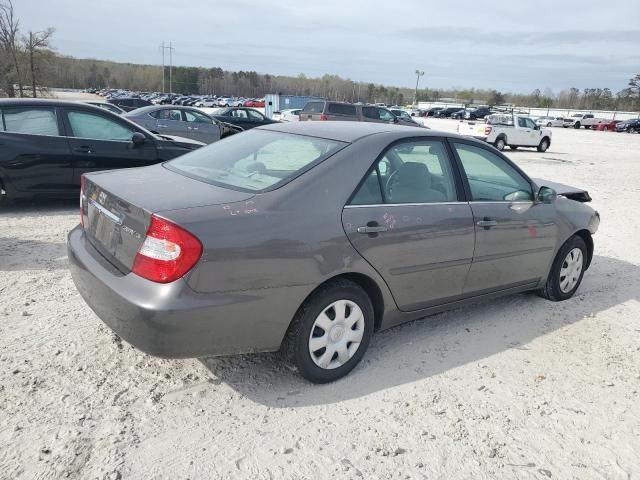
[584,125,591,130]
[574,122,581,129]
[509,145,518,150]
[546,122,552,127]
[0,178,8,207]
[281,279,374,383]
[538,235,587,301]
[537,137,550,152]
[494,137,506,151]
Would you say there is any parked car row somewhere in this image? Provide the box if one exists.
[299,101,425,127]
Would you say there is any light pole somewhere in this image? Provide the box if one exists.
[414,70,424,106]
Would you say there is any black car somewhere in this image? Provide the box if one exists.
[107,97,152,112]
[449,109,466,119]
[436,107,464,118]
[465,106,493,120]
[0,99,203,204]
[211,107,278,130]
[616,118,640,133]
[424,107,444,117]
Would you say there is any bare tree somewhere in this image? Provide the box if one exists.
[0,0,23,96]
[24,28,54,97]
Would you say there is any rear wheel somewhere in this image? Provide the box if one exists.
[546,122,552,127]
[494,137,506,151]
[574,122,581,129]
[537,137,550,152]
[538,235,587,301]
[281,279,374,383]
[0,178,8,207]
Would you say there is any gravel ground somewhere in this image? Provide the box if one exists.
[1,119,639,480]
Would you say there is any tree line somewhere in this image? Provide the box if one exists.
[1,0,638,112]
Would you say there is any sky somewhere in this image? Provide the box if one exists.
[15,0,640,94]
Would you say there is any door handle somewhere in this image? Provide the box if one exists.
[477,218,497,229]
[73,146,94,154]
[357,225,388,234]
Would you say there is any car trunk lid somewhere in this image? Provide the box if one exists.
[82,164,253,273]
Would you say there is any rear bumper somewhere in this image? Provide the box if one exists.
[67,225,302,358]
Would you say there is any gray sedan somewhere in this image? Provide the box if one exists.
[125,105,221,144]
[68,122,599,383]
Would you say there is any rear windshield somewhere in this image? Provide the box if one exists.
[327,103,357,116]
[166,129,347,192]
[301,102,324,113]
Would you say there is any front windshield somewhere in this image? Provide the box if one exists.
[166,129,347,192]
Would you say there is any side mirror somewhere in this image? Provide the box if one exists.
[537,186,557,203]
[131,132,147,146]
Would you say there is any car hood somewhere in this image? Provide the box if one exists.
[533,178,591,202]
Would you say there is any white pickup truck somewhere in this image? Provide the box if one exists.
[562,113,603,129]
[457,114,552,152]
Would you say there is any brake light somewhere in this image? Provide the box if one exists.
[484,126,493,135]
[319,114,328,121]
[132,215,202,283]
[80,176,85,227]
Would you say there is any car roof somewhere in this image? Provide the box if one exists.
[257,121,466,143]
[0,98,105,108]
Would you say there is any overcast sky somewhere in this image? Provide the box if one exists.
[16,0,640,93]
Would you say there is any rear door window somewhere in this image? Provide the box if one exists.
[247,110,265,121]
[2,107,59,136]
[362,106,377,119]
[184,110,212,123]
[327,103,357,116]
[301,102,324,113]
[67,111,136,141]
[377,108,395,121]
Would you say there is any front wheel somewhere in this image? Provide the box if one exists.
[574,122,581,129]
[281,279,374,383]
[538,235,587,301]
[509,145,518,150]
[494,137,506,151]
[537,138,550,152]
[546,122,552,127]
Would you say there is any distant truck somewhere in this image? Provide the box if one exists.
[457,113,552,152]
[562,113,603,129]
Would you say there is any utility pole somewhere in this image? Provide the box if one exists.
[414,69,424,106]
[169,42,174,94]
[160,41,165,93]
[160,41,175,93]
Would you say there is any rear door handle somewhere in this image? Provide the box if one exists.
[73,146,94,154]
[477,218,498,229]
[357,225,388,234]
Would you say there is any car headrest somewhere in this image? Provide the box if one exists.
[397,162,431,188]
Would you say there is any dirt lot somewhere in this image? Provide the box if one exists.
[1,120,639,480]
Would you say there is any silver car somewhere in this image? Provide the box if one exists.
[125,106,221,144]
[68,122,599,383]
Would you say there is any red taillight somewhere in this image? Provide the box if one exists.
[319,114,328,121]
[80,176,85,227]
[484,126,493,135]
[132,215,203,283]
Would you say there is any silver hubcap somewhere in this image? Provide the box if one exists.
[308,300,365,370]
[560,248,583,293]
